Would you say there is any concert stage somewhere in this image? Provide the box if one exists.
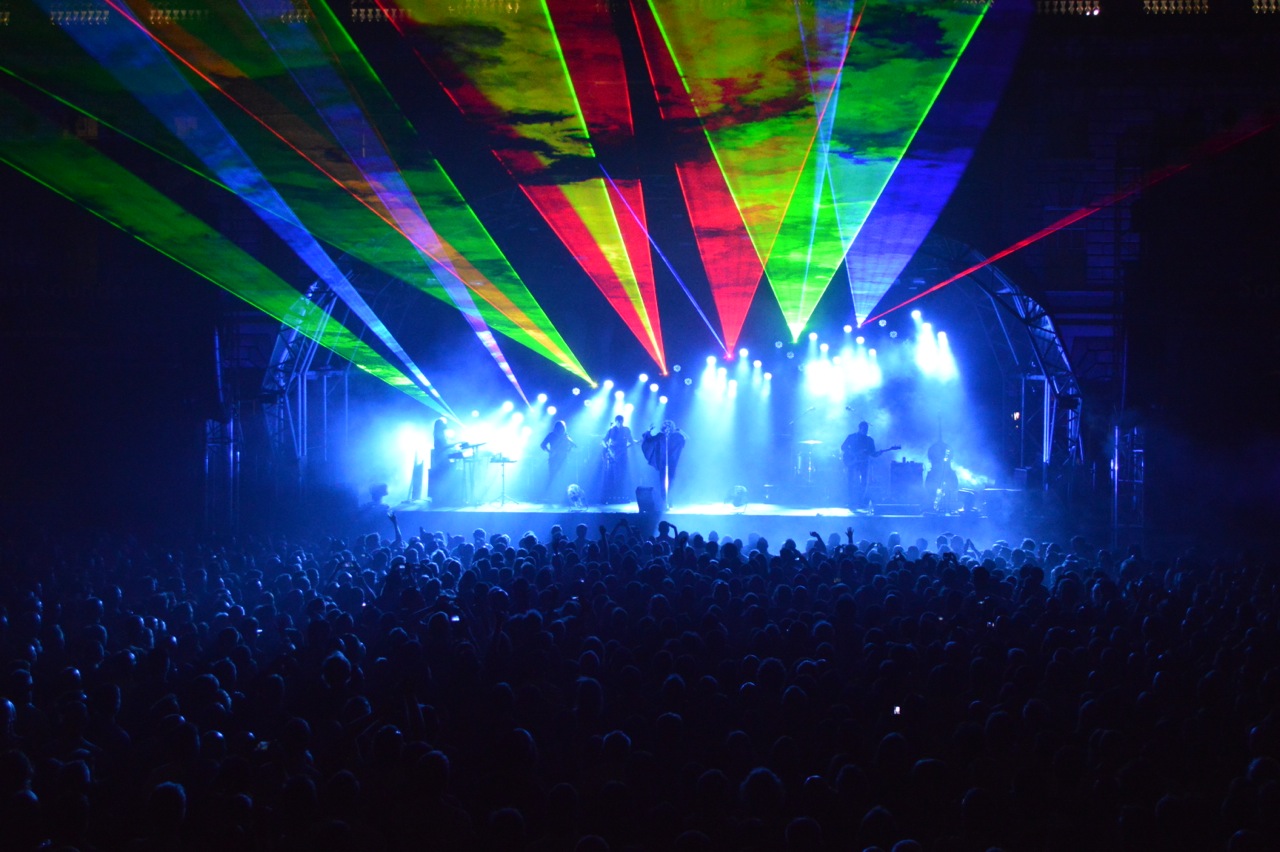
[387,494,1021,549]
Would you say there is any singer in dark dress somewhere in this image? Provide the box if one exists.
[641,420,686,510]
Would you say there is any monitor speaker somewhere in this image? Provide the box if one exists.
[636,486,658,514]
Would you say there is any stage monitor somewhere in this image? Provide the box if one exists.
[636,487,659,514]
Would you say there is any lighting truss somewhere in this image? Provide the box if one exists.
[1143,0,1210,10]
[1035,1,1101,13]
[912,236,1084,478]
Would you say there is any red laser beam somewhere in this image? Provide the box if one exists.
[865,113,1278,325]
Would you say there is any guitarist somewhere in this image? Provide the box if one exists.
[601,414,636,504]
[841,420,898,509]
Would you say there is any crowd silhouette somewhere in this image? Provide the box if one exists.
[1,514,1276,851]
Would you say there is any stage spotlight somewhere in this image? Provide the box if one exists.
[753,359,761,368]
[547,406,557,416]
[672,364,682,373]
[639,373,649,383]
[614,390,625,400]
[501,401,515,412]
[808,332,818,342]
[856,336,865,345]
[786,352,795,359]
[649,383,659,393]
[764,372,772,381]
[603,379,614,389]
[820,342,829,353]
[471,410,480,418]
[571,387,581,396]
[706,355,717,365]
[774,340,783,348]
[536,393,548,403]
[659,395,668,404]
[739,347,749,358]
[889,331,898,338]
[684,377,693,386]
[878,319,887,327]
[844,324,853,333]
[911,309,922,320]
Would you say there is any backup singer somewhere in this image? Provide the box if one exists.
[539,420,577,504]
[926,436,959,512]
[428,417,458,507]
[641,420,686,510]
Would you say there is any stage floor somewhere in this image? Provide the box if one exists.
[388,498,1011,549]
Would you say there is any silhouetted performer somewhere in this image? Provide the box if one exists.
[842,420,895,509]
[642,420,686,510]
[601,414,635,504]
[539,420,577,504]
[429,418,458,507]
[926,437,959,512]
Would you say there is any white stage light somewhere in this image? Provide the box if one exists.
[547,406,557,416]
[649,383,659,393]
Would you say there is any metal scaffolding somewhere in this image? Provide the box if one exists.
[908,236,1086,499]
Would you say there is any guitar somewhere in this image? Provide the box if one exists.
[842,444,900,467]
[602,436,636,463]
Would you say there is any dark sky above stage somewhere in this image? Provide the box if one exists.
[1,3,1278,532]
